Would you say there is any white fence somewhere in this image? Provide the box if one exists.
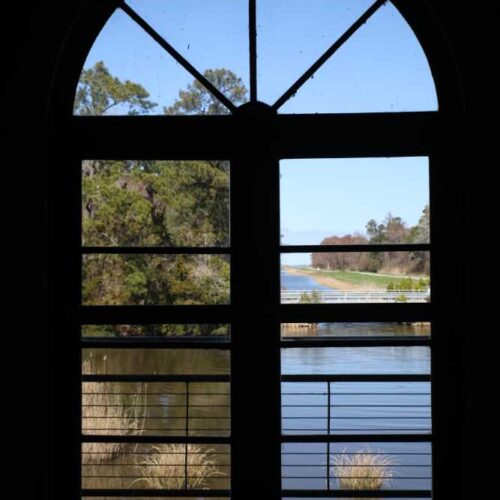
[281,289,430,304]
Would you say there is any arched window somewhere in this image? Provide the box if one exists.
[48,1,464,499]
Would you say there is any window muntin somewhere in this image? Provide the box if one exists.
[280,157,430,246]
[59,2,443,499]
[74,1,437,116]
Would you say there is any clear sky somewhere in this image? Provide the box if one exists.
[280,157,429,264]
[82,0,437,113]
[81,1,436,264]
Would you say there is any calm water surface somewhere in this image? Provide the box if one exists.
[82,270,431,492]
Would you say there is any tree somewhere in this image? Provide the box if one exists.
[74,61,156,115]
[409,204,430,273]
[78,65,247,323]
[164,68,247,115]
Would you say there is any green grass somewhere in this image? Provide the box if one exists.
[305,268,427,289]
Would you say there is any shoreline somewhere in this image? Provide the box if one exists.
[283,266,383,291]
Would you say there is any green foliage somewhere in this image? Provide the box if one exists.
[74,61,156,115]
[386,277,430,292]
[395,294,409,302]
[83,254,229,306]
[82,160,229,247]
[164,68,247,115]
[299,290,321,303]
[78,65,244,308]
[81,324,229,337]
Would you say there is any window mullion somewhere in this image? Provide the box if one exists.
[231,150,281,499]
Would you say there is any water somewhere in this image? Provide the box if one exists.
[82,270,431,493]
[281,269,333,291]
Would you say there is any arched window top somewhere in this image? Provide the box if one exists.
[73,0,437,116]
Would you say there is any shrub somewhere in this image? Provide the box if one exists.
[331,448,397,490]
[131,444,225,489]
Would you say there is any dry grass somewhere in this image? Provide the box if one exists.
[331,448,397,490]
[131,444,225,489]
[82,358,145,464]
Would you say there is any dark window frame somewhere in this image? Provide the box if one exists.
[47,1,465,499]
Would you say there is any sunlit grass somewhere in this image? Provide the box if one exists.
[331,448,397,490]
[131,444,225,489]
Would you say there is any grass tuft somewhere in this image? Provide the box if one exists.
[331,448,397,490]
[131,444,225,489]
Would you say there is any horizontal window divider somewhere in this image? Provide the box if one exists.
[281,434,432,443]
[70,112,442,159]
[81,337,231,349]
[280,244,430,253]
[280,303,431,323]
[82,374,230,383]
[281,374,430,383]
[81,489,231,497]
[81,434,230,445]
[79,305,233,325]
[280,336,431,348]
[82,246,230,255]
[281,490,432,498]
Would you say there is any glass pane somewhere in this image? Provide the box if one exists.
[257,0,373,105]
[127,0,249,111]
[82,254,230,305]
[281,253,430,304]
[281,346,430,375]
[282,442,432,491]
[82,380,230,437]
[82,324,230,338]
[82,349,230,375]
[278,2,437,113]
[280,158,429,246]
[82,442,230,490]
[74,9,196,116]
[282,381,431,435]
[82,160,230,247]
[281,322,430,339]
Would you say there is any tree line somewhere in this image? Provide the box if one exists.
[311,207,430,275]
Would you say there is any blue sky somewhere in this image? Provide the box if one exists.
[280,157,429,264]
[81,0,437,113]
[81,1,435,265]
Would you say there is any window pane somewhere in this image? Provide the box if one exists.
[82,160,229,247]
[127,0,249,110]
[82,324,230,338]
[82,349,230,375]
[282,381,431,435]
[74,9,191,116]
[74,3,248,116]
[82,442,230,490]
[282,442,432,491]
[281,347,430,375]
[277,2,437,113]
[281,253,430,304]
[280,158,429,246]
[257,0,374,105]
[82,380,230,437]
[281,322,430,339]
[82,254,230,305]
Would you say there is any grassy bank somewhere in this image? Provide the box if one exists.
[285,266,428,291]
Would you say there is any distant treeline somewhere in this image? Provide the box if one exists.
[311,206,430,275]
